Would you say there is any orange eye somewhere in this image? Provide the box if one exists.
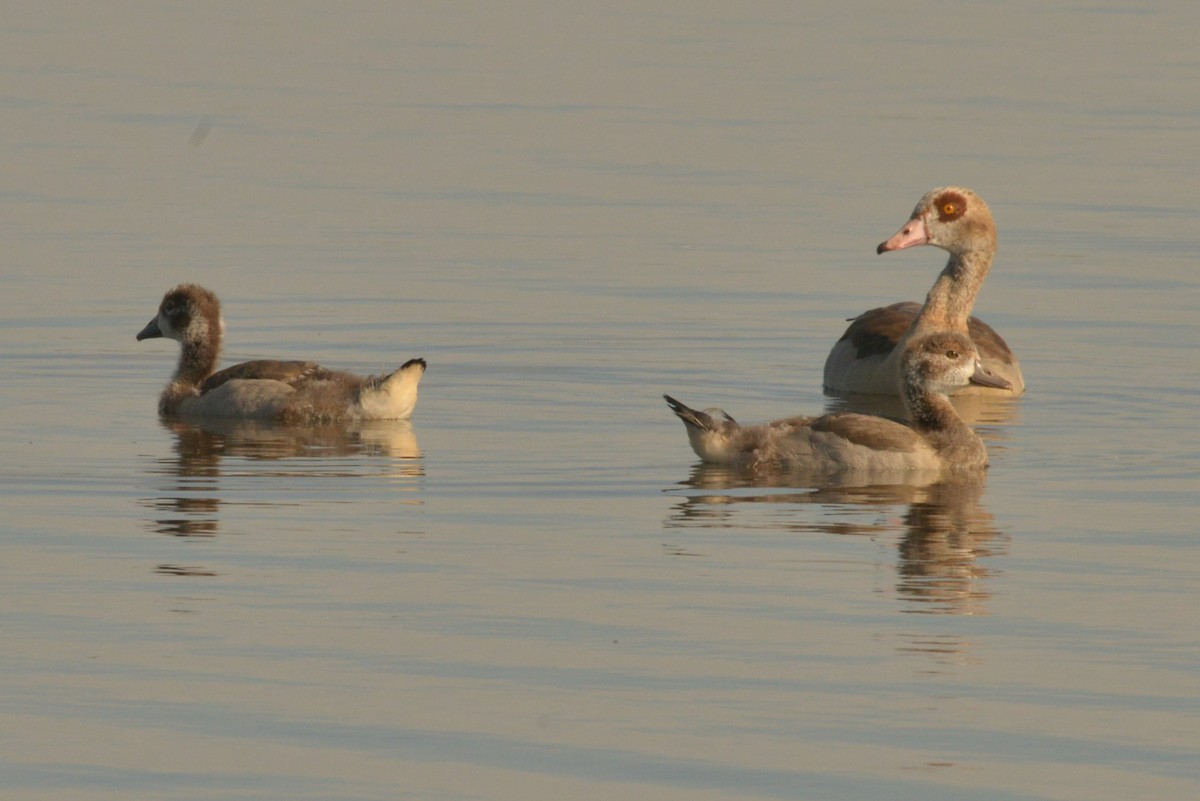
[942,203,957,216]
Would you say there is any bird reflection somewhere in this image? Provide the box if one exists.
[893,475,1003,616]
[141,417,424,552]
[666,462,1006,618]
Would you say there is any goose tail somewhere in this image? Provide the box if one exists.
[360,358,426,420]
[663,394,736,433]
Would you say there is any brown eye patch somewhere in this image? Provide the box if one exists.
[934,191,967,223]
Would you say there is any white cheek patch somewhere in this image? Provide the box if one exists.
[161,308,210,342]
[190,315,208,342]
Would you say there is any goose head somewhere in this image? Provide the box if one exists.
[136,284,225,346]
[877,186,996,257]
[903,332,1012,395]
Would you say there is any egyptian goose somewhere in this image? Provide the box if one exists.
[823,187,1024,395]
[137,284,425,421]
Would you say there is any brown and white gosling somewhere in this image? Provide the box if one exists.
[667,331,1009,472]
[137,284,425,422]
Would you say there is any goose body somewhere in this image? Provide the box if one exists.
[137,284,425,422]
[668,332,1007,472]
[823,187,1024,396]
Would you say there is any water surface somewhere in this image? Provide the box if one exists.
[3,3,1198,800]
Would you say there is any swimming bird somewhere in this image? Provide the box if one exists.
[137,284,425,421]
[823,187,1024,395]
[667,331,1008,472]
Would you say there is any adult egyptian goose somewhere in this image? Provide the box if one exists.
[666,331,1008,471]
[137,284,425,421]
[823,187,1024,395]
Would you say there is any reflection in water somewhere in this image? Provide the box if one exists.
[666,463,1007,618]
[141,418,424,554]
[893,476,1004,616]
[160,417,424,464]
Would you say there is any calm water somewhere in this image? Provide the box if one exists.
[3,3,1198,800]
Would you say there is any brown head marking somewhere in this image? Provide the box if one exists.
[933,190,968,223]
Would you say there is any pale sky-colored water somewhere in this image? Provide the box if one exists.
[3,3,1198,800]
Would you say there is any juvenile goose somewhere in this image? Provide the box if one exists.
[137,284,425,421]
[823,187,1024,395]
[666,331,1008,472]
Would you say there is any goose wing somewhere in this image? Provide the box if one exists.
[201,360,329,393]
[840,301,1016,366]
[808,412,923,453]
[837,302,920,359]
[965,315,1017,365]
